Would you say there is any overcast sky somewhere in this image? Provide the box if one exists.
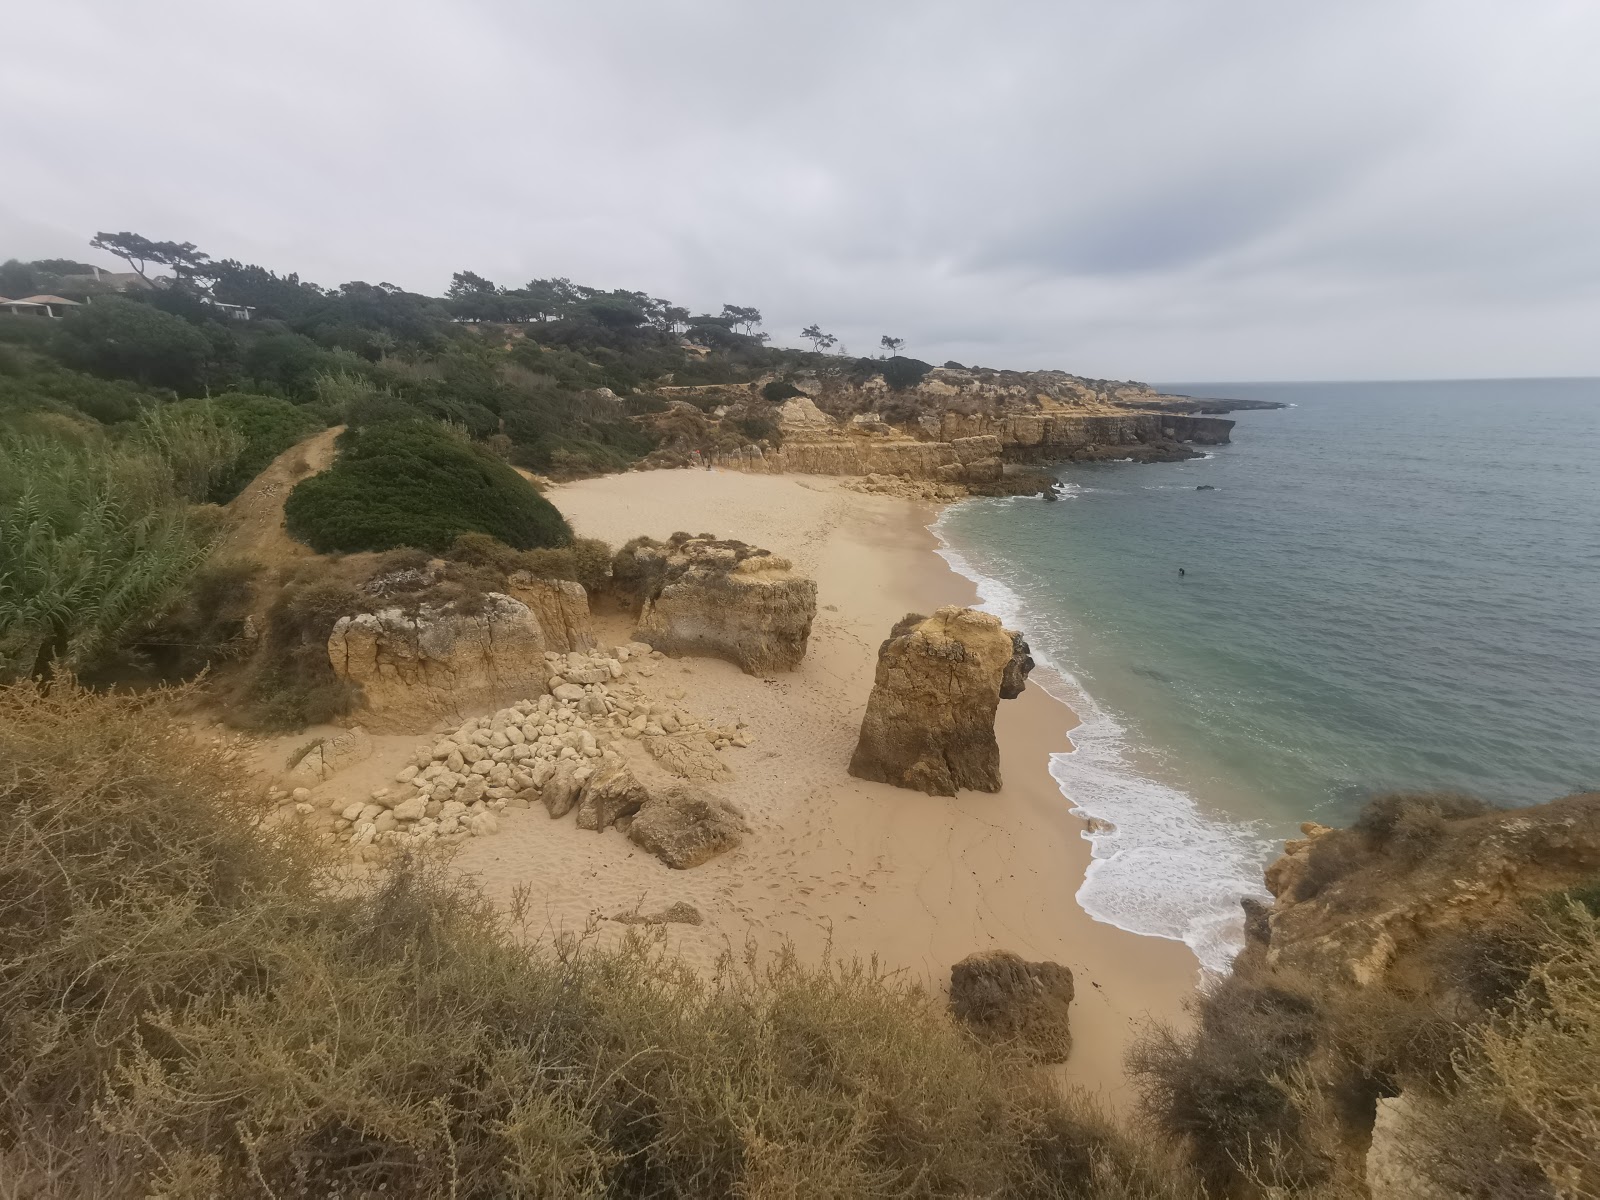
[5,2,1598,381]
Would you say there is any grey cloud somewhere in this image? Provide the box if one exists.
[2,0,1598,380]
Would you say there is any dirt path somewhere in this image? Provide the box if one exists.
[216,426,342,590]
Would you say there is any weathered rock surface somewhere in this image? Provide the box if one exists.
[1000,632,1034,700]
[1240,793,1600,988]
[328,594,548,733]
[618,534,817,674]
[642,732,734,782]
[848,607,1033,795]
[611,901,704,926]
[627,790,748,869]
[948,950,1075,1063]
[507,573,596,653]
[288,727,374,782]
[575,765,651,832]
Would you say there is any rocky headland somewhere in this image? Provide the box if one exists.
[636,363,1243,493]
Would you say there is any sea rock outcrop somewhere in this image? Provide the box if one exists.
[1000,632,1035,700]
[327,594,549,733]
[617,534,817,674]
[626,789,749,869]
[948,950,1075,1063]
[1239,792,1600,988]
[507,573,595,653]
[848,607,1034,795]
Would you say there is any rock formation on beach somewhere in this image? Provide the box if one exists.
[848,606,1034,795]
[327,593,550,733]
[949,950,1075,1063]
[614,533,817,674]
[626,789,749,868]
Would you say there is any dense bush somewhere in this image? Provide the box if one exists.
[52,296,217,395]
[882,355,935,391]
[0,431,226,681]
[182,392,323,502]
[761,378,803,402]
[0,683,1198,1199]
[284,421,573,553]
[223,570,360,730]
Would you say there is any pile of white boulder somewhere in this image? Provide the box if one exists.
[312,644,751,855]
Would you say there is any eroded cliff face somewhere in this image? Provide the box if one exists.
[616,534,817,675]
[327,593,550,733]
[848,606,1034,795]
[664,372,1234,485]
[1240,793,1600,988]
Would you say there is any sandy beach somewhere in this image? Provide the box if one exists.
[434,469,1199,1102]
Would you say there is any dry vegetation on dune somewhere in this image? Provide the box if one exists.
[0,683,1191,1199]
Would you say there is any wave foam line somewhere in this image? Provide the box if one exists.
[930,503,1274,975]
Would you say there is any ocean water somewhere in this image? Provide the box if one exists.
[932,378,1600,972]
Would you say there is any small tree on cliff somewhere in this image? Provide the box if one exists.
[801,324,838,353]
[880,335,905,358]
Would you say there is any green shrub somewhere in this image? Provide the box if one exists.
[735,412,782,445]
[52,296,215,395]
[224,572,360,730]
[882,356,934,391]
[0,432,223,681]
[0,682,1200,1199]
[284,421,573,554]
[190,392,322,502]
[761,378,803,402]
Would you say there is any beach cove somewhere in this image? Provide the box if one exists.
[446,469,1197,1101]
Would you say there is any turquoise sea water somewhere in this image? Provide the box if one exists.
[932,378,1600,971]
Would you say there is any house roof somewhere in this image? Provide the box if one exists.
[21,295,82,306]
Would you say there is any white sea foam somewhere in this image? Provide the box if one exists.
[931,505,1274,975]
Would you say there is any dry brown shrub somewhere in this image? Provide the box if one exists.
[0,682,1196,1200]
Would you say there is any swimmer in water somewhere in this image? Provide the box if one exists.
[1178,567,1186,577]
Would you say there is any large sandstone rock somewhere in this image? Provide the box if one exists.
[848,607,1034,795]
[948,950,1074,1063]
[627,790,748,869]
[328,593,548,733]
[618,534,817,674]
[507,573,595,653]
[574,765,650,831]
[1000,631,1035,700]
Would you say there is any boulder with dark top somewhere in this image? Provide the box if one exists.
[949,949,1075,1063]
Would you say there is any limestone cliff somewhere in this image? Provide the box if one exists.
[1240,792,1600,988]
[644,368,1236,487]
[615,534,817,674]
[506,572,595,654]
[848,607,1034,795]
[327,593,549,733]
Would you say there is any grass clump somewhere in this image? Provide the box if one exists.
[284,420,573,554]
[0,682,1195,1199]
[221,569,360,730]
